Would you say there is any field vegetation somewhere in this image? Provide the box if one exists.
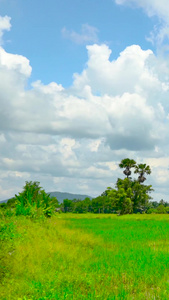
[0,213,169,299]
[0,158,169,299]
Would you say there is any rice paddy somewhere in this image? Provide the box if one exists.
[0,213,169,299]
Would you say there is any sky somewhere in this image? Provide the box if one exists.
[0,0,169,201]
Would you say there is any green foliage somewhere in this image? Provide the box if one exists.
[159,199,169,207]
[72,198,91,213]
[119,158,136,169]
[0,202,7,209]
[0,222,16,242]
[116,187,133,215]
[14,181,59,218]
[147,205,169,214]
[106,159,153,215]
[1,214,169,299]
[106,178,153,215]
[119,158,136,178]
[57,157,154,216]
[91,196,105,213]
[0,221,16,281]
[119,158,151,184]
[6,197,17,208]
[0,158,155,218]
[0,200,15,218]
[134,163,151,175]
[61,197,92,213]
[134,163,151,183]
[62,199,74,212]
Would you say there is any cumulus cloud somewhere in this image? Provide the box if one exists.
[61,24,99,44]
[0,44,161,152]
[1,22,169,200]
[0,47,32,76]
[0,43,168,145]
[73,44,158,96]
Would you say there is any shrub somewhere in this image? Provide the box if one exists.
[14,181,59,218]
[147,205,169,214]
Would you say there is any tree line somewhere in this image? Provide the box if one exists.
[1,158,169,217]
[61,158,169,214]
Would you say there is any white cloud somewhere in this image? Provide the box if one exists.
[73,44,159,97]
[0,15,11,45]
[1,27,169,200]
[115,0,169,46]
[115,0,169,20]
[0,47,32,77]
[32,80,64,94]
[61,24,99,44]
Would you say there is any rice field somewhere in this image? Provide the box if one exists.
[0,213,169,299]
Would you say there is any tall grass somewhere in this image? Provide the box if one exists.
[0,214,169,299]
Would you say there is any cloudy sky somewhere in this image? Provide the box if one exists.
[0,0,169,201]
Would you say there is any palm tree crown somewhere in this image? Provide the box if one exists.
[134,163,151,183]
[119,158,136,178]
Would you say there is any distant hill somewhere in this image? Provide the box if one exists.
[48,191,92,203]
[0,199,8,204]
[0,191,92,204]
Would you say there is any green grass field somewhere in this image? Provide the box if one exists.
[0,214,169,299]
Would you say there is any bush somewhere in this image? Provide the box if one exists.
[14,181,59,218]
[147,205,169,214]
[156,204,168,214]
[146,208,156,214]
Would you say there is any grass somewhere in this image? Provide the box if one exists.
[0,213,169,299]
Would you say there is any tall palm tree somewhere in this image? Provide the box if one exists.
[119,158,136,178]
[134,163,151,183]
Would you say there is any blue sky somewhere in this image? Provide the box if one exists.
[0,0,169,202]
[1,0,155,86]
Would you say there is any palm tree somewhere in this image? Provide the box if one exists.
[119,158,136,179]
[134,164,151,183]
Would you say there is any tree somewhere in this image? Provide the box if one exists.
[107,185,134,215]
[131,180,153,212]
[116,177,132,190]
[91,196,105,213]
[159,199,169,207]
[134,163,151,183]
[14,181,59,217]
[115,177,153,212]
[106,159,153,215]
[117,188,133,215]
[151,201,159,208]
[62,199,74,213]
[83,197,92,212]
[119,158,136,178]
[156,204,168,214]
[72,198,90,213]
[94,187,119,213]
